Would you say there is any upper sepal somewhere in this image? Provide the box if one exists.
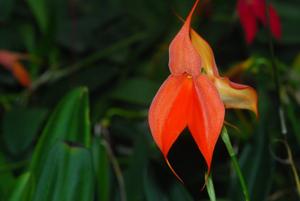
[168,0,202,76]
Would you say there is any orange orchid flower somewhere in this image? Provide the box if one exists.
[0,50,31,87]
[148,0,257,180]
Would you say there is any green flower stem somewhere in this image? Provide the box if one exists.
[29,32,147,92]
[265,0,299,197]
[265,0,287,137]
[100,126,127,201]
[221,127,250,201]
[206,173,216,201]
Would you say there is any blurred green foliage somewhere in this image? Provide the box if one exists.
[0,0,300,201]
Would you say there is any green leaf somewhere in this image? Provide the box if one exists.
[32,142,94,201]
[2,107,47,155]
[92,137,110,201]
[30,87,91,174]
[111,77,159,105]
[19,24,36,53]
[229,92,274,201]
[0,153,16,200]
[8,173,30,201]
[143,167,168,201]
[27,0,49,33]
[169,181,194,201]
[124,135,149,201]
[12,87,92,201]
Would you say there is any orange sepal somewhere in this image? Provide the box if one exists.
[148,74,225,175]
[11,62,32,87]
[214,77,258,116]
[0,50,31,87]
[190,25,258,116]
[190,29,219,77]
[0,50,27,69]
[188,75,225,170]
[169,0,202,76]
[148,75,193,156]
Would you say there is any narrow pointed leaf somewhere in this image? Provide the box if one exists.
[27,0,49,33]
[8,173,30,201]
[22,87,91,200]
[125,135,149,201]
[31,87,91,172]
[31,142,94,201]
[0,153,15,199]
[92,137,110,201]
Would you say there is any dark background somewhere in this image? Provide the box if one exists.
[0,0,300,200]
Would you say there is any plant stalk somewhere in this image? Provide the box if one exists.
[206,173,217,201]
[221,127,250,201]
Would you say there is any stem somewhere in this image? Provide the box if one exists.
[101,126,127,201]
[286,146,300,196]
[206,173,217,201]
[221,127,250,201]
[271,140,300,196]
[29,32,147,92]
[265,0,287,137]
[265,1,299,197]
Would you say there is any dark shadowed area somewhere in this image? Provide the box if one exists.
[0,0,299,201]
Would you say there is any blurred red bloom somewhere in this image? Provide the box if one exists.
[0,50,31,87]
[148,0,257,180]
[237,0,281,44]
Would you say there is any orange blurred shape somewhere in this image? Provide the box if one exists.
[0,50,31,87]
[225,58,253,78]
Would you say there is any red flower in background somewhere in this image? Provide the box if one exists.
[0,50,31,87]
[148,0,257,181]
[237,0,281,44]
